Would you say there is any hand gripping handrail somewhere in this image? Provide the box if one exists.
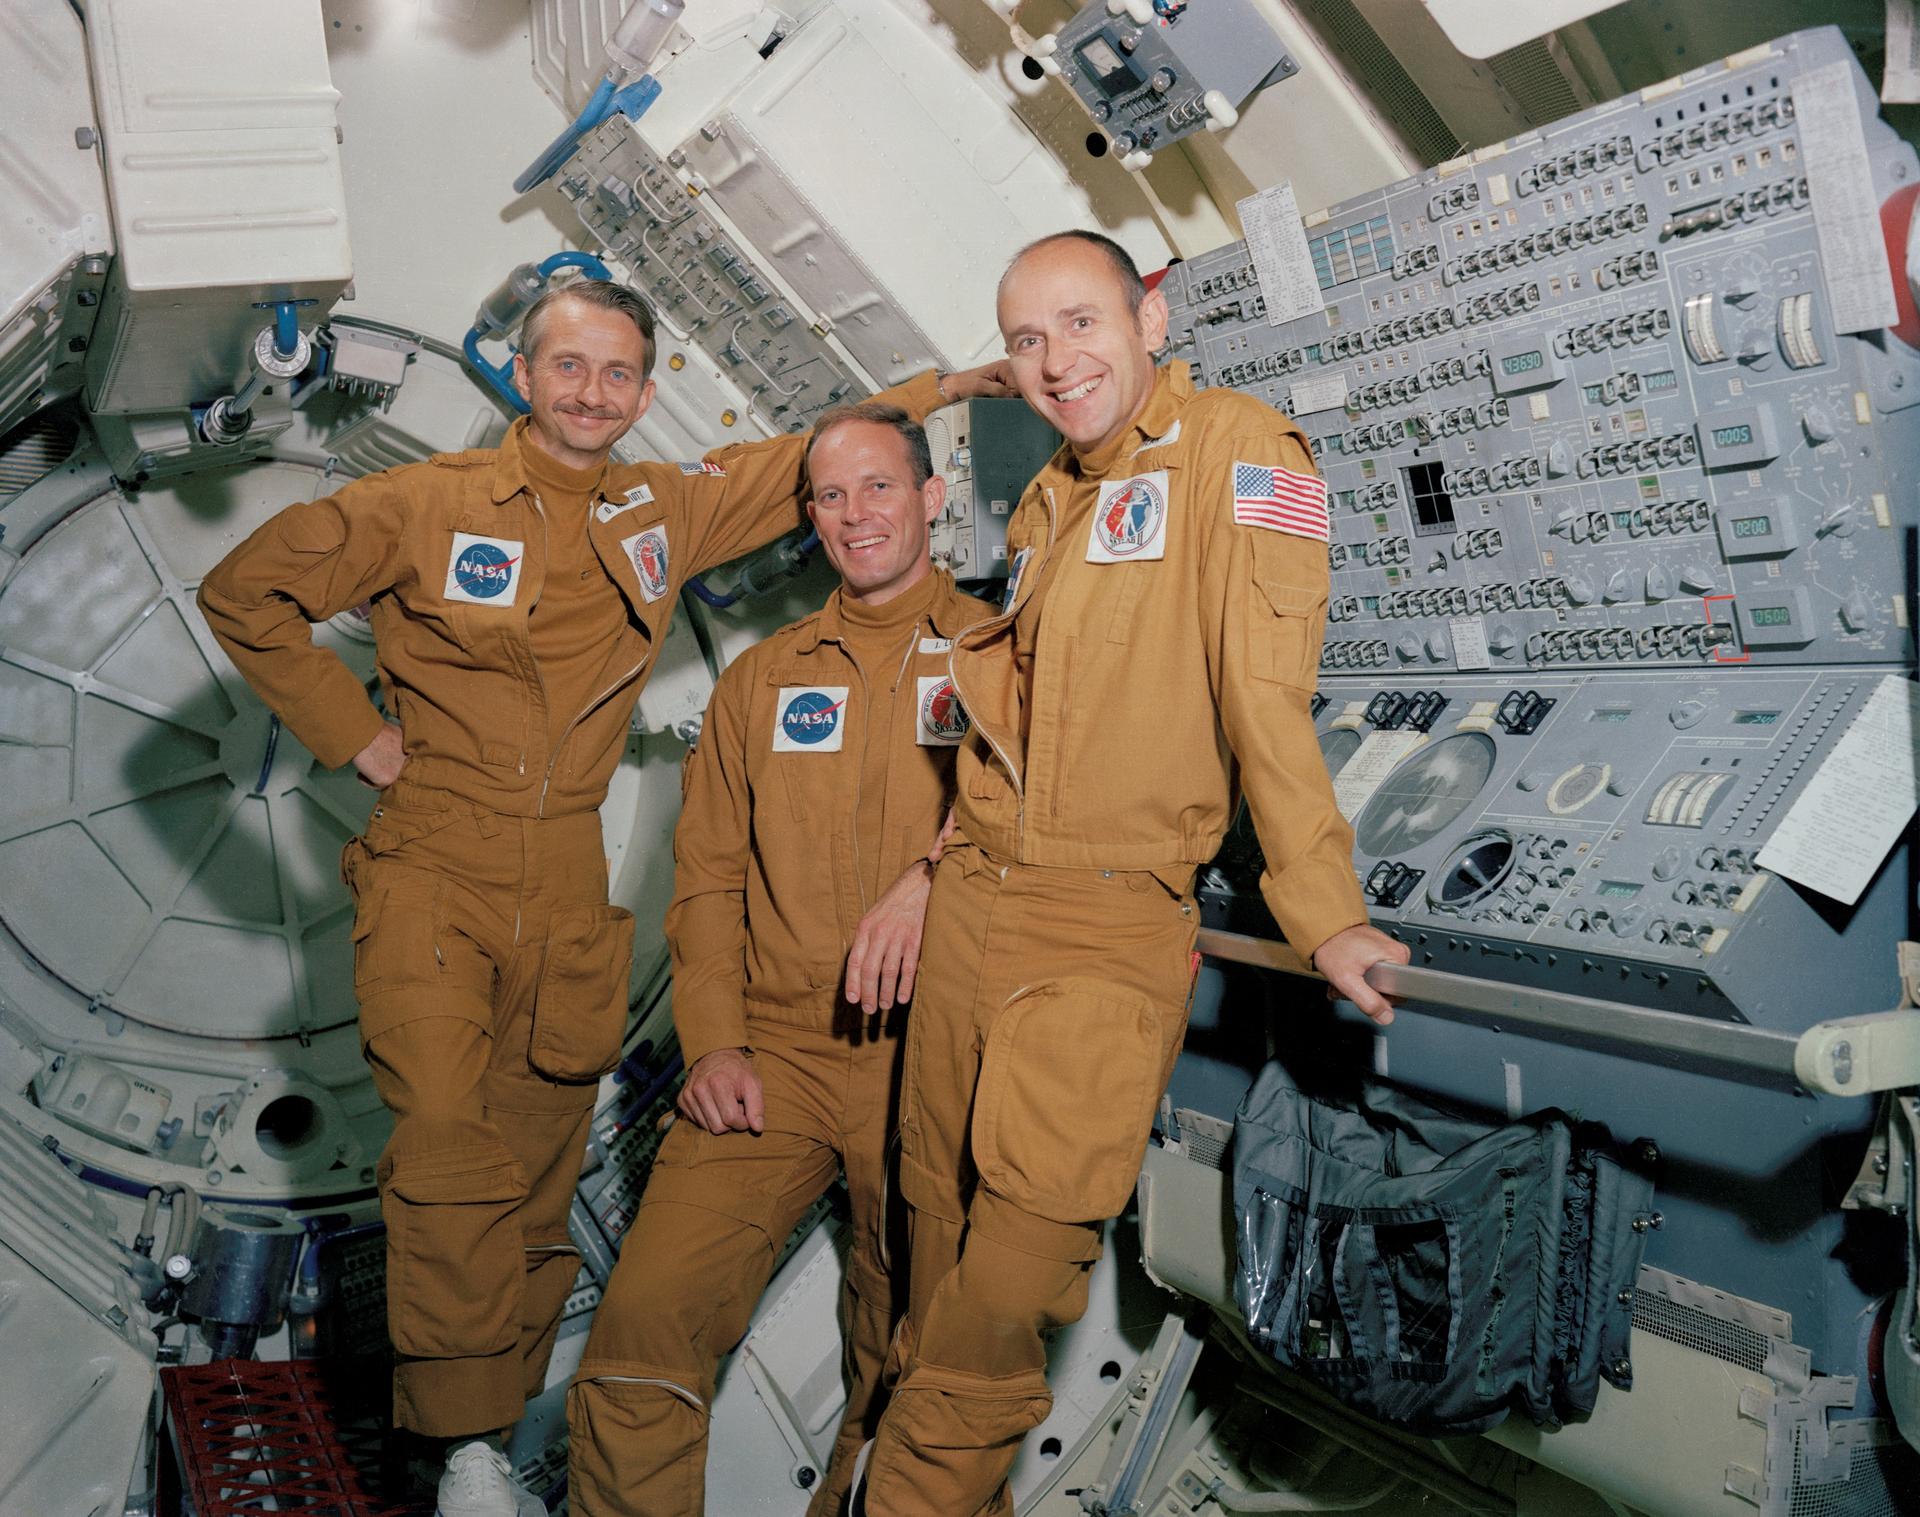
[1196,927,1920,1097]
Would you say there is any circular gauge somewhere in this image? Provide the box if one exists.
[1427,830,1516,910]
[1354,732,1498,857]
[1319,727,1362,778]
[1546,761,1611,816]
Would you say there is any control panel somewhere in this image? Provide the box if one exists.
[1044,0,1299,167]
[1160,28,1920,674]
[926,397,1062,584]
[1203,669,1909,1030]
[555,118,870,435]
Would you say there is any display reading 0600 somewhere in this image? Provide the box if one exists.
[1500,350,1546,376]
[1749,605,1794,627]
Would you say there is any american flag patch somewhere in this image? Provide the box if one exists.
[678,460,727,477]
[1232,461,1329,541]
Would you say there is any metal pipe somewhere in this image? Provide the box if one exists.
[1196,927,1915,1095]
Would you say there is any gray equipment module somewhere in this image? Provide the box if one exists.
[1157,26,1920,1516]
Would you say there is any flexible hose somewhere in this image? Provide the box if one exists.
[515,75,618,195]
[163,1184,201,1261]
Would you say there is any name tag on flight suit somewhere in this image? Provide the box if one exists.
[445,532,526,606]
[1087,470,1169,563]
[619,524,671,602]
[916,675,969,746]
[774,686,849,752]
[594,483,653,522]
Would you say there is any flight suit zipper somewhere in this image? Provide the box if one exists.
[531,493,652,816]
[582,1373,705,1411]
[519,494,553,779]
[538,655,650,817]
[948,487,1057,825]
[847,620,922,914]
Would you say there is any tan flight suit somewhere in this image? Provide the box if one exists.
[863,362,1371,1515]
[568,570,997,1517]
[195,373,944,1439]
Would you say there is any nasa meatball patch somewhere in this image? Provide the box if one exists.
[1087,470,1168,563]
[773,687,849,753]
[444,532,526,606]
[619,525,671,603]
[916,675,969,746]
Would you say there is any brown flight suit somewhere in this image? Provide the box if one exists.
[567,570,996,1517]
[862,362,1370,1515]
[195,373,944,1439]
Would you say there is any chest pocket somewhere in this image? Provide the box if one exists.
[1089,453,1183,644]
[442,511,533,655]
[761,665,851,823]
[1248,532,1326,692]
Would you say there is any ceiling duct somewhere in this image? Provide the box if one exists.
[1290,0,1619,164]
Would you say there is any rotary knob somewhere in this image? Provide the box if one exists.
[1395,635,1423,663]
[1563,571,1595,607]
[1668,699,1707,729]
[1645,565,1672,602]
[1651,845,1685,881]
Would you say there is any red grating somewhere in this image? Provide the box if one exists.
[162,1359,431,1516]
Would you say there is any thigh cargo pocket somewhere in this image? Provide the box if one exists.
[384,1148,528,1358]
[350,873,447,993]
[971,976,1171,1225]
[530,904,636,1081]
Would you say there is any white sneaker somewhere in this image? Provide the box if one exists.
[436,1440,543,1517]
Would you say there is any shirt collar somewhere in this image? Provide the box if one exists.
[1071,360,1192,479]
[490,417,618,504]
[796,569,960,654]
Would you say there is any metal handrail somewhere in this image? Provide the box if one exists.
[1196,927,1919,1097]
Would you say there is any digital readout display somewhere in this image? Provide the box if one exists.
[1501,350,1546,376]
[1733,711,1780,725]
[1713,423,1755,447]
[1731,515,1772,537]
[1589,709,1633,722]
[1597,881,1643,899]
[1749,605,1794,627]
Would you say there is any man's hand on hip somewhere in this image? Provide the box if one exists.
[678,1048,765,1135]
[353,721,407,789]
[1312,923,1410,1026]
[845,858,936,1016]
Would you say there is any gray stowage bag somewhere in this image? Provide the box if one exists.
[1231,1062,1655,1436]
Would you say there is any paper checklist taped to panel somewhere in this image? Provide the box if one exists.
[1799,61,1900,332]
[1331,731,1429,821]
[1757,676,1919,904]
[1238,182,1325,326]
